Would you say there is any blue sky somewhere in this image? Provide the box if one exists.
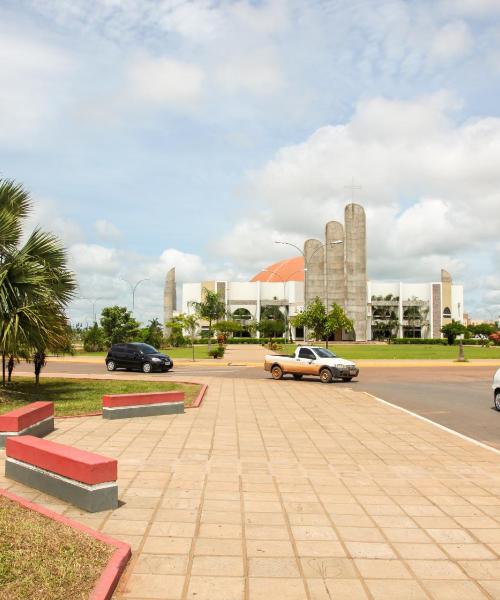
[1,0,500,323]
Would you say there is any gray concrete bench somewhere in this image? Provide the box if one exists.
[5,435,118,512]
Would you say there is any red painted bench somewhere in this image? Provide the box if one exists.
[0,401,54,448]
[5,435,118,512]
[102,391,184,419]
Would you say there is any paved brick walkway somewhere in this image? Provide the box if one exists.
[2,377,500,599]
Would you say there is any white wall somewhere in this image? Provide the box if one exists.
[182,283,201,313]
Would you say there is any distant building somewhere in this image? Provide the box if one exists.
[168,203,465,340]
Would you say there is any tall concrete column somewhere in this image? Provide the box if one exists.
[325,221,345,310]
[345,204,367,341]
[304,239,325,307]
[164,267,176,335]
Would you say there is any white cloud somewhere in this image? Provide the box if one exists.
[69,244,119,275]
[0,32,70,143]
[24,198,84,246]
[94,219,121,241]
[216,51,285,95]
[215,93,500,315]
[440,0,500,17]
[429,21,473,62]
[127,55,204,107]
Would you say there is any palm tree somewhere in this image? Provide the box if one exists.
[0,179,77,385]
[190,289,226,351]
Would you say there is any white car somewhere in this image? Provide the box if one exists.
[494,368,500,411]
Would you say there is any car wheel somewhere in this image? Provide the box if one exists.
[320,368,333,384]
[107,360,116,372]
[494,391,500,411]
[142,362,152,374]
[342,377,353,382]
[271,365,283,380]
[293,374,303,380]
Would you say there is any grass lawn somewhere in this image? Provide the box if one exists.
[279,343,500,360]
[74,345,210,359]
[0,495,113,600]
[0,377,201,417]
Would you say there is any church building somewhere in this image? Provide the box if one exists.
[165,204,464,341]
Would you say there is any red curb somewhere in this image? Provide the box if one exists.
[188,383,208,409]
[0,488,131,600]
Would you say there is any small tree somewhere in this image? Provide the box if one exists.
[100,306,140,346]
[179,314,199,361]
[292,297,327,341]
[256,319,286,339]
[142,318,164,348]
[164,315,186,347]
[325,303,353,347]
[83,323,106,352]
[190,288,226,350]
[441,320,468,345]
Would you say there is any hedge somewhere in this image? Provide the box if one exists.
[392,338,448,345]
[392,338,492,346]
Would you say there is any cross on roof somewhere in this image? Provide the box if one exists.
[345,177,362,202]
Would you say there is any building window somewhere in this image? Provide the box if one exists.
[443,307,451,318]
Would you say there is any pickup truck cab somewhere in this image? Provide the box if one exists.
[264,346,359,383]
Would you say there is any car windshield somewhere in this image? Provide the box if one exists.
[313,348,337,358]
[135,344,158,354]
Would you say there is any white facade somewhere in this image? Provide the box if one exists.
[182,278,464,340]
[368,281,464,340]
[182,280,304,338]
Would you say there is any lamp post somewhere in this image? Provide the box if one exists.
[121,278,149,311]
[79,297,102,323]
[274,240,343,342]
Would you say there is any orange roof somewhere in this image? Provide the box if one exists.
[251,257,305,282]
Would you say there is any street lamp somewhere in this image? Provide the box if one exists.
[274,240,343,341]
[79,297,103,323]
[121,278,150,311]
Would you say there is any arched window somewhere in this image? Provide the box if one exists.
[233,308,252,321]
[443,307,451,318]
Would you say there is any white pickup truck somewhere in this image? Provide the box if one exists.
[264,346,359,383]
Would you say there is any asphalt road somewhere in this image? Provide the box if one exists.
[16,360,500,449]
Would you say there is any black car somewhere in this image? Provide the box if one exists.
[105,343,173,373]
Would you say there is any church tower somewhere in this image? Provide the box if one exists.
[344,204,367,341]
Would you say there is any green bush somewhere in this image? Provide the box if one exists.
[392,338,448,345]
[190,337,286,345]
[208,346,226,359]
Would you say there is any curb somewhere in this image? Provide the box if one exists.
[0,488,131,600]
[188,383,208,409]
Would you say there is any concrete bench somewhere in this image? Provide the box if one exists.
[5,436,118,513]
[0,401,54,448]
[102,391,184,420]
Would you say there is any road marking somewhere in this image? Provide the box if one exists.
[364,392,500,456]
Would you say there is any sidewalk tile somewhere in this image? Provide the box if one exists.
[248,578,307,599]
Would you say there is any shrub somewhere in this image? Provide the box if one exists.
[83,323,107,352]
[489,332,500,346]
[208,346,226,359]
[392,338,448,345]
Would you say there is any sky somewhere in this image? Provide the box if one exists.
[1,0,500,325]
